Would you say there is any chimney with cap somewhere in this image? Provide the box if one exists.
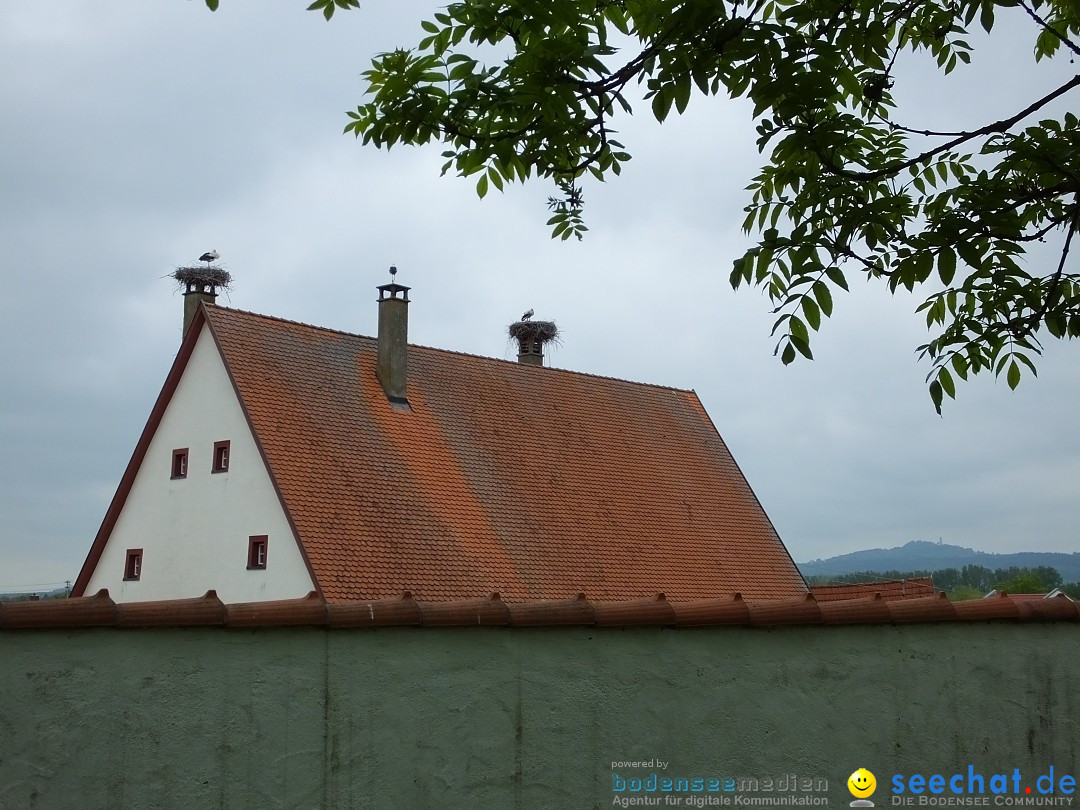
[182,281,218,338]
[376,267,410,404]
[509,315,558,366]
[172,257,230,339]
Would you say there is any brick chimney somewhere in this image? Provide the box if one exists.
[182,281,217,338]
[376,277,410,404]
[174,260,228,339]
[509,317,558,367]
[516,334,544,366]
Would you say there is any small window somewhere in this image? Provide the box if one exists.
[247,535,268,570]
[212,440,230,473]
[171,448,188,479]
[124,549,143,580]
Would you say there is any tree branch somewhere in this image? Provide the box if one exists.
[819,73,1080,181]
[1017,0,1080,58]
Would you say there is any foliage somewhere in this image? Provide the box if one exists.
[946,584,985,601]
[204,0,1080,409]
[990,564,1063,591]
[202,0,359,19]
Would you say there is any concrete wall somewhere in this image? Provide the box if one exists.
[1,623,1077,809]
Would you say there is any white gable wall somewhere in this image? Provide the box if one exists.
[84,323,315,603]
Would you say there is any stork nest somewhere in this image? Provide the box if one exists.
[508,319,559,344]
[172,265,232,291]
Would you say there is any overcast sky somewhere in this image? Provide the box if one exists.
[1,2,1077,594]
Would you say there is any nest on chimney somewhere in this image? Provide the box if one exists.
[172,265,233,292]
[508,319,559,345]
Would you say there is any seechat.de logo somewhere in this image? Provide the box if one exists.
[848,768,877,807]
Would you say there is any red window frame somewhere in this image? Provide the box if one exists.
[212,440,230,473]
[124,549,143,580]
[247,535,268,570]
[171,448,188,479]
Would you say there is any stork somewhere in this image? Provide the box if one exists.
[199,249,219,265]
[521,308,534,321]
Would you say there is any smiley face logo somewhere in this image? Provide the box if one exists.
[847,768,877,798]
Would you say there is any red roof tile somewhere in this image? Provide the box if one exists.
[1003,593,1052,602]
[6,590,1078,629]
[203,306,807,603]
[988,591,1074,603]
[810,578,938,602]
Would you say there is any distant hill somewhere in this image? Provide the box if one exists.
[799,540,1080,583]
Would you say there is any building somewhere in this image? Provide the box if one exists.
[809,577,938,601]
[71,277,807,604]
[983,587,1074,601]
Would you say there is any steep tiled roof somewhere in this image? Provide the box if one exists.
[810,578,938,601]
[204,306,806,603]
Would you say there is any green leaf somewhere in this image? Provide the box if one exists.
[476,173,489,199]
[789,315,808,345]
[802,297,821,331]
[951,353,969,380]
[651,88,673,123]
[790,334,813,359]
[673,73,691,114]
[1014,352,1038,378]
[929,380,943,415]
[813,280,833,317]
[939,368,955,399]
[1007,360,1021,390]
[938,248,956,285]
[825,267,849,291]
[1046,314,1067,338]
[956,241,983,269]
[730,257,748,288]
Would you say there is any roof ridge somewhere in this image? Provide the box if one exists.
[4,590,1077,629]
[205,304,697,395]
